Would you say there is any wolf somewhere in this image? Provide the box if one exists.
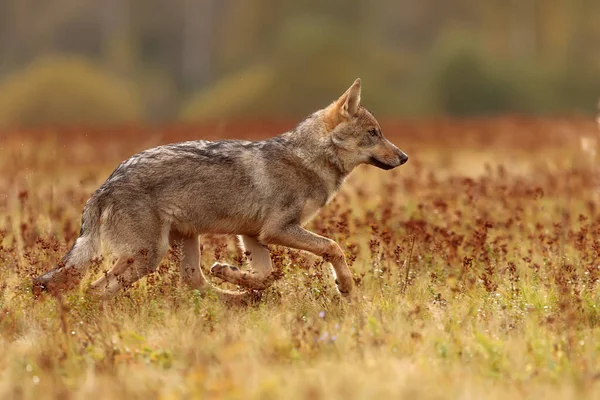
[33,79,408,302]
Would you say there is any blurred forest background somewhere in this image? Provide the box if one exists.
[0,0,599,126]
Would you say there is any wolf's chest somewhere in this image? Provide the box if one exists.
[300,193,335,225]
[300,199,323,225]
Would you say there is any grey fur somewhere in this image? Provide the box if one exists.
[33,78,408,302]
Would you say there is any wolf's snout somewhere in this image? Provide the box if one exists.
[368,147,409,170]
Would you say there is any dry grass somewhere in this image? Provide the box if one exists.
[1,117,599,399]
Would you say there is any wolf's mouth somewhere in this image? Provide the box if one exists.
[368,157,396,170]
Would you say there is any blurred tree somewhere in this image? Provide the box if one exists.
[508,0,538,60]
[181,0,217,88]
[101,0,136,76]
[216,0,281,73]
[0,0,598,119]
[181,9,410,120]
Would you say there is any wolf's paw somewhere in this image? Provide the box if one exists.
[210,262,273,290]
[210,262,238,280]
[32,268,82,298]
[32,277,49,299]
[32,272,64,298]
[334,277,354,298]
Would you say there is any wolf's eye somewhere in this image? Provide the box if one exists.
[368,129,379,137]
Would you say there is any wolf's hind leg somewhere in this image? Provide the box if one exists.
[88,256,130,295]
[170,233,206,289]
[169,233,262,304]
[87,248,166,299]
[210,235,274,290]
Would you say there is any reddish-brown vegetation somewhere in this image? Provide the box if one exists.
[0,116,599,399]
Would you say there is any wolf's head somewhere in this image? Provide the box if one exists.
[322,79,408,171]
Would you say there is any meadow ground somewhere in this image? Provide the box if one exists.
[1,117,600,399]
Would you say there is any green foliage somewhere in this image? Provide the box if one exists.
[428,32,600,116]
[184,21,600,121]
[0,57,142,127]
[180,15,409,121]
[552,63,600,114]
[1,1,600,120]
[433,47,519,116]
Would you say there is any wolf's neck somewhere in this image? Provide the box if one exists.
[283,128,351,195]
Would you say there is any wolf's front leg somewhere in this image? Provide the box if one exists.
[210,235,274,290]
[261,224,354,296]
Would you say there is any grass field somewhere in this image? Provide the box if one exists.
[1,117,600,399]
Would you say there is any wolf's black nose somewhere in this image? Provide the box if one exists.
[399,152,408,165]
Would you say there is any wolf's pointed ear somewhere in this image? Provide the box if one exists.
[324,79,362,130]
[337,78,361,118]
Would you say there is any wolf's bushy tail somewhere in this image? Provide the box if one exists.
[33,196,103,294]
[63,197,102,266]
